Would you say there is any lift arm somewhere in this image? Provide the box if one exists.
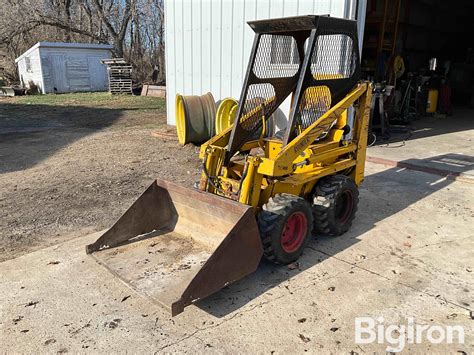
[257,83,371,177]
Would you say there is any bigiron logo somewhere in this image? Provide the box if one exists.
[354,316,465,352]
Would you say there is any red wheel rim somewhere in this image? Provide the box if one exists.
[336,190,354,224]
[281,211,307,253]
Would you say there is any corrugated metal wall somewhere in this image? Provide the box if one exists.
[40,48,110,93]
[17,48,44,92]
[165,0,365,125]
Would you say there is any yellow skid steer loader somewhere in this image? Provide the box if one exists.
[87,15,372,316]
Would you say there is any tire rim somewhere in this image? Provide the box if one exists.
[335,190,354,224]
[281,211,307,253]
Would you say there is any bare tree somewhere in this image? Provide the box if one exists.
[0,0,165,84]
[91,0,132,57]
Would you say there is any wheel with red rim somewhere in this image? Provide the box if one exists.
[312,175,359,236]
[257,194,313,264]
[281,211,308,253]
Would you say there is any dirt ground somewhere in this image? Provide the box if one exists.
[0,94,472,352]
[0,163,472,353]
[0,93,201,261]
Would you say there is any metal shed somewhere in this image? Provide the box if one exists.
[164,0,367,125]
[15,42,113,94]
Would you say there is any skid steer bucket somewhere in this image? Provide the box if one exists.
[86,179,262,316]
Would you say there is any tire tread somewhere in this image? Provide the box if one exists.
[312,175,359,236]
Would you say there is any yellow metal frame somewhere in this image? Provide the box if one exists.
[199,82,373,211]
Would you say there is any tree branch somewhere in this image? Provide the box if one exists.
[91,0,117,37]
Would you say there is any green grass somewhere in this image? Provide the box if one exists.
[8,92,165,111]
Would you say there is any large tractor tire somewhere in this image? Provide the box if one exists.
[312,175,359,236]
[257,194,313,264]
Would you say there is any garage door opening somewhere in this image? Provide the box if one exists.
[360,0,474,179]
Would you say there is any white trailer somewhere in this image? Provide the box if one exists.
[15,42,113,94]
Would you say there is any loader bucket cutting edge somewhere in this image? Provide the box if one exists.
[86,179,263,316]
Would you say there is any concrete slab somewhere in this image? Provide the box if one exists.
[368,108,474,179]
[1,163,473,353]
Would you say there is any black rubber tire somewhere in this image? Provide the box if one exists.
[257,193,313,264]
[312,175,359,236]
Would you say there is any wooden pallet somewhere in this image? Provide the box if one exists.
[141,85,166,98]
[102,58,133,94]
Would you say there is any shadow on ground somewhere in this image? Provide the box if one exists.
[373,107,474,146]
[399,153,474,177]
[196,156,470,317]
[0,103,126,174]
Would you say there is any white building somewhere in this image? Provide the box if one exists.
[164,0,367,125]
[15,42,112,94]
